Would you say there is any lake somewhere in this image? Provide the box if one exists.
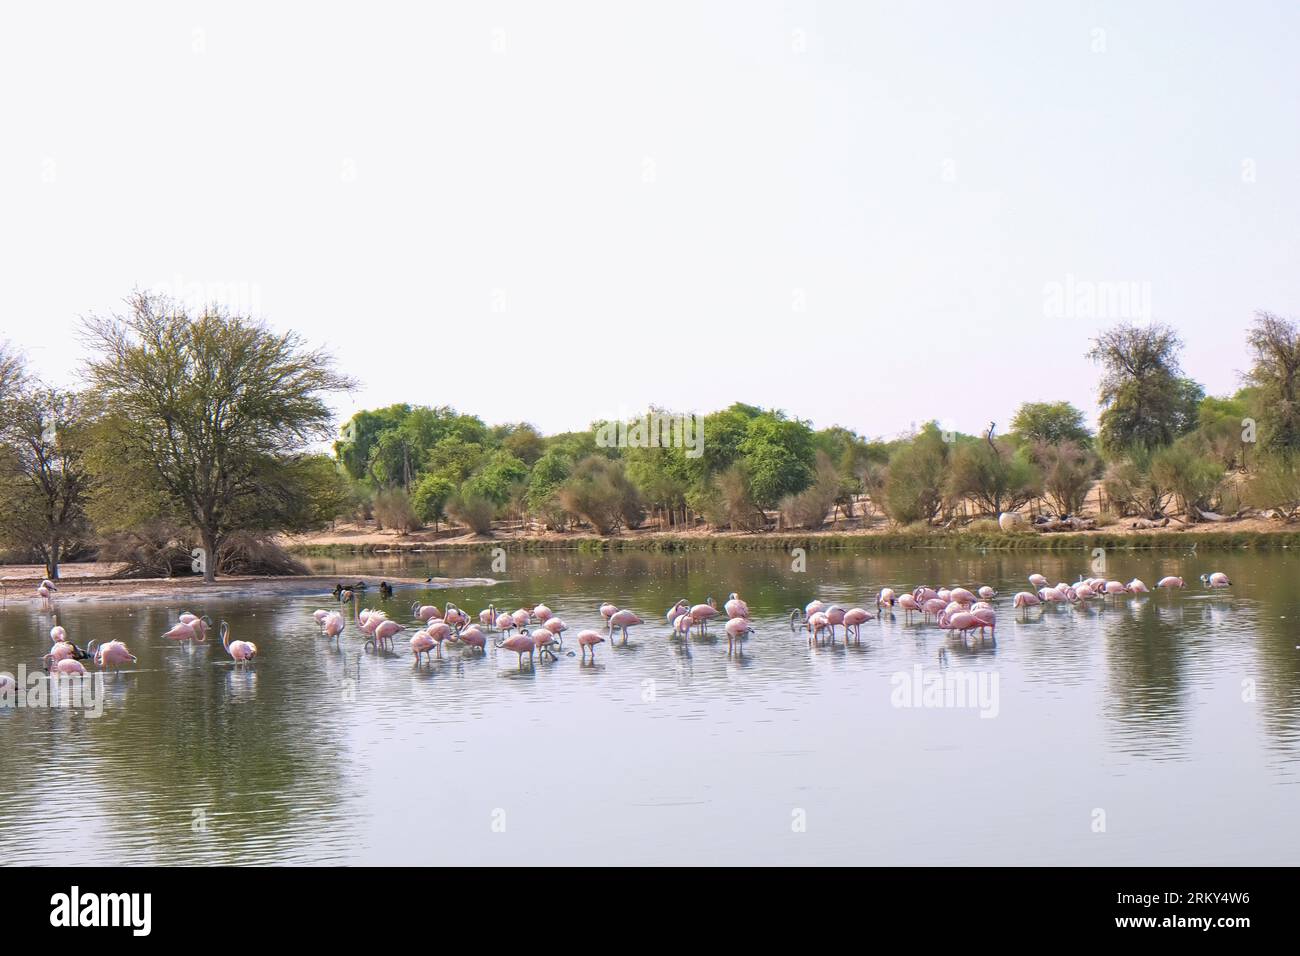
[2,548,1297,865]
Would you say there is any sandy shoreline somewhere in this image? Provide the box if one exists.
[0,572,498,607]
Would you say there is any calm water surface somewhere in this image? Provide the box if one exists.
[2,549,1298,865]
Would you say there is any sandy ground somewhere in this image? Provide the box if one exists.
[0,571,496,607]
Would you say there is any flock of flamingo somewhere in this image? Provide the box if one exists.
[17,569,1234,680]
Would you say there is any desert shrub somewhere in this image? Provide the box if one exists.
[1150,442,1224,519]
[373,488,419,532]
[1034,439,1098,515]
[884,429,949,525]
[780,453,840,529]
[858,460,888,520]
[411,474,455,529]
[1245,453,1300,520]
[946,439,1041,516]
[559,456,642,534]
[447,490,496,534]
[715,465,765,531]
[1102,446,1172,518]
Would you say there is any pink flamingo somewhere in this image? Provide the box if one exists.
[412,602,442,623]
[495,612,516,636]
[1013,591,1041,611]
[543,617,568,647]
[724,616,753,653]
[876,588,896,608]
[1103,580,1130,599]
[371,619,405,651]
[424,620,452,657]
[805,611,831,646]
[457,625,487,653]
[313,609,331,629]
[411,631,437,665]
[163,617,208,643]
[969,606,996,636]
[498,631,536,668]
[665,599,689,623]
[49,615,67,644]
[599,603,619,624]
[532,629,559,662]
[444,604,470,629]
[1157,576,1185,589]
[949,587,976,606]
[609,609,643,644]
[1028,573,1048,589]
[1127,578,1150,594]
[577,629,605,662]
[37,581,57,607]
[43,642,81,666]
[533,603,554,623]
[89,640,136,670]
[221,621,257,664]
[896,593,921,620]
[922,597,948,620]
[843,607,873,642]
[511,608,531,630]
[323,611,346,641]
[49,658,86,676]
[1201,572,1231,588]
[724,593,750,619]
[673,610,694,639]
[977,586,996,600]
[913,586,939,604]
[823,605,846,640]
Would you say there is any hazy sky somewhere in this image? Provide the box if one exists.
[3,1,1298,441]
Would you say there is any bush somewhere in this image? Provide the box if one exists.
[447,491,496,534]
[373,488,419,532]
[1102,446,1172,518]
[884,429,949,525]
[1245,454,1300,520]
[715,465,765,531]
[780,453,840,529]
[946,439,1041,516]
[411,474,455,529]
[559,456,642,534]
[1034,439,1097,515]
[1150,442,1224,519]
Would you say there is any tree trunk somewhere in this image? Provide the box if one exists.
[201,528,219,583]
[47,538,61,581]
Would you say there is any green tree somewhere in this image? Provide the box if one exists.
[883,424,951,524]
[1244,311,1300,453]
[1010,401,1092,447]
[411,473,455,529]
[82,292,352,582]
[0,387,98,578]
[1088,323,1200,453]
[738,412,815,508]
[946,435,1042,516]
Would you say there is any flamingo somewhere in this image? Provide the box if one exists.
[897,593,921,620]
[323,611,346,641]
[823,605,846,640]
[673,611,694,639]
[312,609,331,629]
[371,619,405,651]
[495,612,516,636]
[89,640,136,670]
[457,625,487,653]
[48,658,86,676]
[424,621,452,657]
[599,602,619,624]
[411,631,438,665]
[609,609,643,644]
[479,605,496,628]
[724,617,753,653]
[913,587,939,604]
[949,588,976,606]
[43,642,82,666]
[1127,578,1150,594]
[1028,573,1049,589]
[724,593,750,619]
[49,615,67,644]
[511,608,531,630]
[37,580,57,606]
[1201,572,1231,588]
[532,629,559,662]
[577,629,605,662]
[498,631,536,668]
[163,617,209,643]
[805,611,831,646]
[969,606,997,636]
[221,621,257,664]
[543,617,568,647]
[533,603,554,623]
[665,599,688,623]
[1012,591,1041,611]
[977,586,996,600]
[412,602,442,622]
[444,604,470,629]
[876,588,896,609]
[1103,580,1129,599]
[1156,576,1185,589]
[843,607,873,641]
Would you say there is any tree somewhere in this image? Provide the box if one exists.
[1244,310,1300,453]
[1150,441,1224,520]
[0,387,97,578]
[737,412,815,508]
[525,451,572,529]
[1033,439,1097,515]
[1088,323,1200,453]
[411,473,455,530]
[1010,401,1092,447]
[559,456,643,534]
[82,292,352,582]
[946,434,1041,516]
[883,425,950,524]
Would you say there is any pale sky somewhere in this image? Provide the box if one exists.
[3,1,1297,441]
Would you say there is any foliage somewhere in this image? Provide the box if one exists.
[1102,446,1172,518]
[411,473,456,529]
[780,453,841,529]
[883,424,950,524]
[559,456,643,534]
[1149,442,1224,519]
[1088,323,1201,454]
[1032,439,1097,515]
[738,412,815,508]
[1244,311,1300,453]
[1245,453,1300,521]
[946,436,1042,516]
[447,491,497,535]
[1010,401,1093,447]
[82,292,352,581]
[373,487,419,532]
